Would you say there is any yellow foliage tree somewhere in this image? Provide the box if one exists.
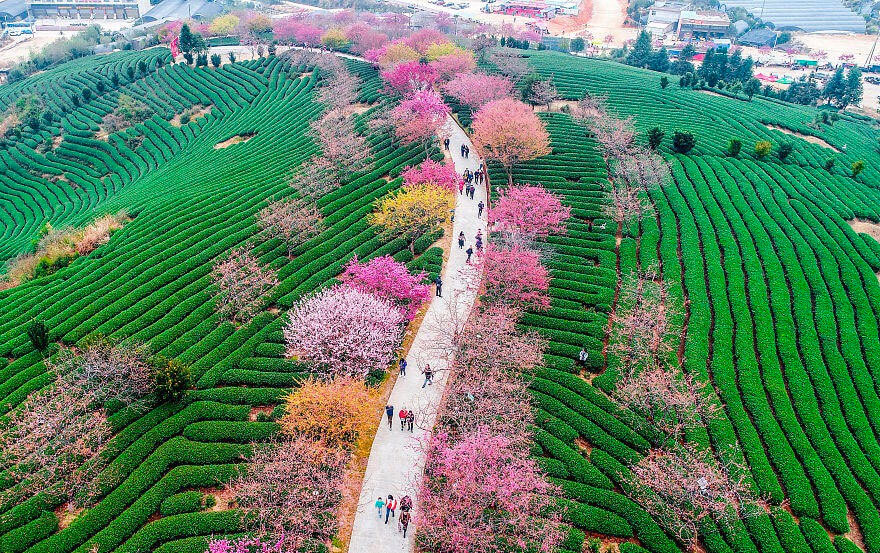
[209,14,239,35]
[281,377,377,448]
[370,184,454,253]
[321,28,349,50]
[378,43,420,69]
[247,14,273,34]
[425,42,464,61]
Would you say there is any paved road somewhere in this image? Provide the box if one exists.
[347,116,487,553]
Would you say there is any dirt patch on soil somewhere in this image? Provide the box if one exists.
[575,437,593,456]
[52,135,63,149]
[849,219,880,242]
[94,129,110,141]
[200,487,237,512]
[300,70,313,79]
[342,103,373,116]
[55,503,84,530]
[170,104,212,127]
[765,124,840,152]
[846,509,866,551]
[248,405,275,421]
[534,100,579,112]
[215,132,256,149]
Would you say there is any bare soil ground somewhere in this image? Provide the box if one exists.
[55,503,84,530]
[215,132,256,149]
[765,124,840,152]
[170,104,212,127]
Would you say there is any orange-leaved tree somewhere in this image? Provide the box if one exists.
[280,376,378,448]
[470,98,551,185]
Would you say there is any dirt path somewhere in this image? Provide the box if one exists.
[346,117,486,553]
[548,0,636,44]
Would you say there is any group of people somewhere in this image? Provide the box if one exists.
[459,229,483,263]
[385,403,416,432]
[458,166,485,201]
[396,357,435,389]
[375,494,413,538]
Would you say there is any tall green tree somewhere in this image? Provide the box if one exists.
[822,67,846,106]
[845,67,863,107]
[626,31,652,68]
[648,47,670,72]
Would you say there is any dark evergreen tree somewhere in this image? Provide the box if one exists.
[648,47,670,72]
[647,126,664,150]
[626,31,652,68]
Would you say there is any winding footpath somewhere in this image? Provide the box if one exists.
[347,117,487,553]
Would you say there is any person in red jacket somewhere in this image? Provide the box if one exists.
[399,407,408,430]
[385,494,397,524]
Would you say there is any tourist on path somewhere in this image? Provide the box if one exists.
[434,274,442,297]
[385,495,396,524]
[385,404,394,429]
[458,180,464,195]
[476,235,483,253]
[406,410,415,432]
[399,357,407,376]
[478,201,484,218]
[400,511,411,538]
[444,137,450,150]
[375,496,385,518]
[422,364,434,388]
[466,246,473,263]
[458,231,465,249]
[399,407,408,430]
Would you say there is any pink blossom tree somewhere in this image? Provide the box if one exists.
[403,28,447,54]
[490,184,570,238]
[310,110,372,177]
[284,285,405,376]
[229,437,349,551]
[290,155,339,201]
[211,247,278,323]
[418,428,566,553]
[380,61,439,97]
[401,159,462,193]
[470,98,551,185]
[257,198,324,256]
[343,23,388,54]
[442,73,514,111]
[338,254,430,320]
[274,18,323,47]
[391,89,450,149]
[207,536,284,553]
[476,245,551,311]
[429,52,477,80]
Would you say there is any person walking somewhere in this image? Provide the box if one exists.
[422,364,434,388]
[399,407,408,430]
[577,348,589,367]
[385,495,396,524]
[400,510,411,538]
[458,231,465,249]
[399,357,407,376]
[475,235,483,253]
[460,144,466,157]
[469,184,475,199]
[444,137,450,150]
[478,200,484,218]
[385,404,394,430]
[466,246,473,263]
[375,496,386,518]
[434,274,442,297]
[407,410,415,432]
[458,180,464,195]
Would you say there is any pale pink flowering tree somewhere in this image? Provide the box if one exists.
[443,73,514,110]
[476,245,551,311]
[490,184,570,238]
[309,110,372,177]
[380,61,439,97]
[257,198,324,256]
[592,116,636,159]
[625,444,761,550]
[609,268,678,371]
[418,428,566,553]
[401,159,462,193]
[290,155,339,201]
[429,52,477,80]
[391,89,450,149]
[211,247,278,323]
[315,68,360,110]
[604,184,651,228]
[343,23,388,54]
[229,437,349,551]
[207,536,284,553]
[338,254,430,320]
[284,285,405,376]
[403,28,447,54]
[470,98,551,185]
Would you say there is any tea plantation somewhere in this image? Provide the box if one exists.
[488,51,880,553]
[0,48,442,553]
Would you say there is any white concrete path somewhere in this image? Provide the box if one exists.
[347,116,487,553]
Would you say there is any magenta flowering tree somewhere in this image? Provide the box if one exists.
[284,285,405,376]
[429,52,477,80]
[339,254,430,320]
[273,18,323,47]
[380,61,439,97]
[391,89,450,149]
[418,428,565,553]
[343,23,388,54]
[490,184,571,238]
[477,245,551,311]
[442,73,514,110]
[401,159,461,193]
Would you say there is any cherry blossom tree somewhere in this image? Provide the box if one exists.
[442,73,514,110]
[211,247,278,323]
[490,184,570,238]
[401,159,462,193]
[470,98,551,185]
[316,67,360,111]
[390,89,450,149]
[339,254,430,320]
[475,245,551,311]
[284,285,405,376]
[230,437,349,551]
[614,149,670,192]
[370,183,454,252]
[489,51,530,82]
[625,444,761,550]
[429,52,477,80]
[592,116,636,159]
[310,110,372,177]
[371,41,421,69]
[273,18,322,47]
[290,155,339,201]
[524,77,558,110]
[418,428,566,553]
[207,536,284,553]
[403,28,447,54]
[281,376,377,447]
[257,198,324,256]
[380,61,439,97]
[344,23,388,54]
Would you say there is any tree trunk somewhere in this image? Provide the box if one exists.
[506,168,513,187]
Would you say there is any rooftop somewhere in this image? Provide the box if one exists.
[138,0,221,22]
[0,0,27,19]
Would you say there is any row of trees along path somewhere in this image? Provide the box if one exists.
[347,116,486,552]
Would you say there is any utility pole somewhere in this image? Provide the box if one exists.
[865,24,880,68]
